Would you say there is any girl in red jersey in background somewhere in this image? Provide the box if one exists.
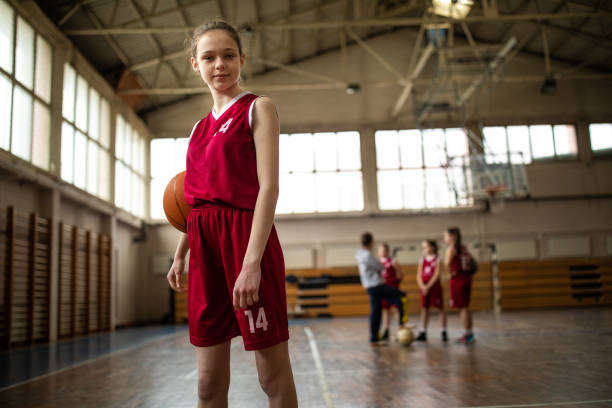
[378,243,403,341]
[445,227,475,344]
[166,21,297,407]
[415,240,447,342]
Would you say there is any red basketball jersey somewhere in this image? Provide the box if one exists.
[184,91,261,210]
[421,255,439,284]
[381,257,400,287]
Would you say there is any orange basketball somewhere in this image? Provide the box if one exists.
[163,171,191,233]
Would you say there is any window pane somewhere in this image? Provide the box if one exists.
[425,168,452,208]
[151,177,166,220]
[86,140,99,195]
[75,75,88,131]
[115,115,124,161]
[62,64,75,121]
[88,88,100,141]
[32,101,50,170]
[11,85,32,161]
[589,123,612,152]
[276,173,292,214]
[34,36,52,103]
[377,170,402,210]
[507,126,531,164]
[313,132,337,171]
[131,172,139,215]
[0,0,14,74]
[315,171,338,212]
[422,128,446,167]
[291,173,315,212]
[61,122,74,182]
[151,138,174,179]
[129,128,137,169]
[279,134,294,174]
[289,133,313,173]
[553,125,577,156]
[530,125,554,159]
[399,130,422,168]
[15,17,34,88]
[337,131,361,170]
[483,126,507,163]
[338,171,363,211]
[375,130,399,169]
[99,99,110,148]
[174,137,188,173]
[0,72,11,150]
[445,128,468,158]
[402,169,425,209]
[115,161,127,208]
[98,149,110,201]
[124,124,133,167]
[74,131,87,189]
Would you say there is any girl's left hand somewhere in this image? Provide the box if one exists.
[233,262,261,309]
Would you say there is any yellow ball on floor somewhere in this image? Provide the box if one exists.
[397,328,414,346]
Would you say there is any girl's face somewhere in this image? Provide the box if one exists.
[444,231,453,245]
[191,30,244,93]
[422,241,432,255]
[378,245,389,258]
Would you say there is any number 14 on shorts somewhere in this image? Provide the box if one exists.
[244,307,269,333]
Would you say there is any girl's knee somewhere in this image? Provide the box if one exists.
[198,374,229,402]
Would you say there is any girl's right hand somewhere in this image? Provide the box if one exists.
[167,258,187,293]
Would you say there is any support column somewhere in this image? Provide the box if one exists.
[360,127,379,214]
[48,189,60,342]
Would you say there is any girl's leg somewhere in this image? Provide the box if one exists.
[381,308,389,332]
[439,307,447,330]
[254,341,298,408]
[461,307,472,331]
[196,341,231,408]
[422,308,429,330]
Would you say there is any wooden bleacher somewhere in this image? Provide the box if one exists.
[498,257,612,309]
[287,262,493,317]
[173,257,612,322]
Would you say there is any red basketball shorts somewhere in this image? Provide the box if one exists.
[420,282,443,309]
[381,282,400,310]
[186,203,289,351]
[449,275,472,309]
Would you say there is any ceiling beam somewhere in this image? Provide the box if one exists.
[115,71,612,95]
[344,27,405,82]
[63,11,612,35]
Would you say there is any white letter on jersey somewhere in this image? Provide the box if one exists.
[214,118,233,137]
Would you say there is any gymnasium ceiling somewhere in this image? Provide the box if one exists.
[34,0,612,117]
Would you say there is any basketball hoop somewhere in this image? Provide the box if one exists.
[485,184,508,213]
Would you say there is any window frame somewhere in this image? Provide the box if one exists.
[0,6,54,170]
[483,123,579,164]
[277,131,364,215]
[375,127,471,211]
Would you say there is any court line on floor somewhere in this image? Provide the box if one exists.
[0,330,187,393]
[463,399,612,408]
[304,326,334,408]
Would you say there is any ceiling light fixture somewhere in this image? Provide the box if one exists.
[430,0,474,19]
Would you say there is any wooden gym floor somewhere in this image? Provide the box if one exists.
[1,307,611,408]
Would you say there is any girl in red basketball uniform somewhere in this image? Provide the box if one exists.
[378,243,403,341]
[165,21,297,407]
[444,227,475,344]
[415,240,447,342]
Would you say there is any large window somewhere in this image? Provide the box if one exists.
[277,132,363,214]
[150,137,189,220]
[375,128,469,210]
[483,124,577,164]
[589,123,612,153]
[115,115,147,218]
[0,1,52,170]
[61,63,112,201]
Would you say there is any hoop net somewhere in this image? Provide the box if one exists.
[485,184,508,213]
